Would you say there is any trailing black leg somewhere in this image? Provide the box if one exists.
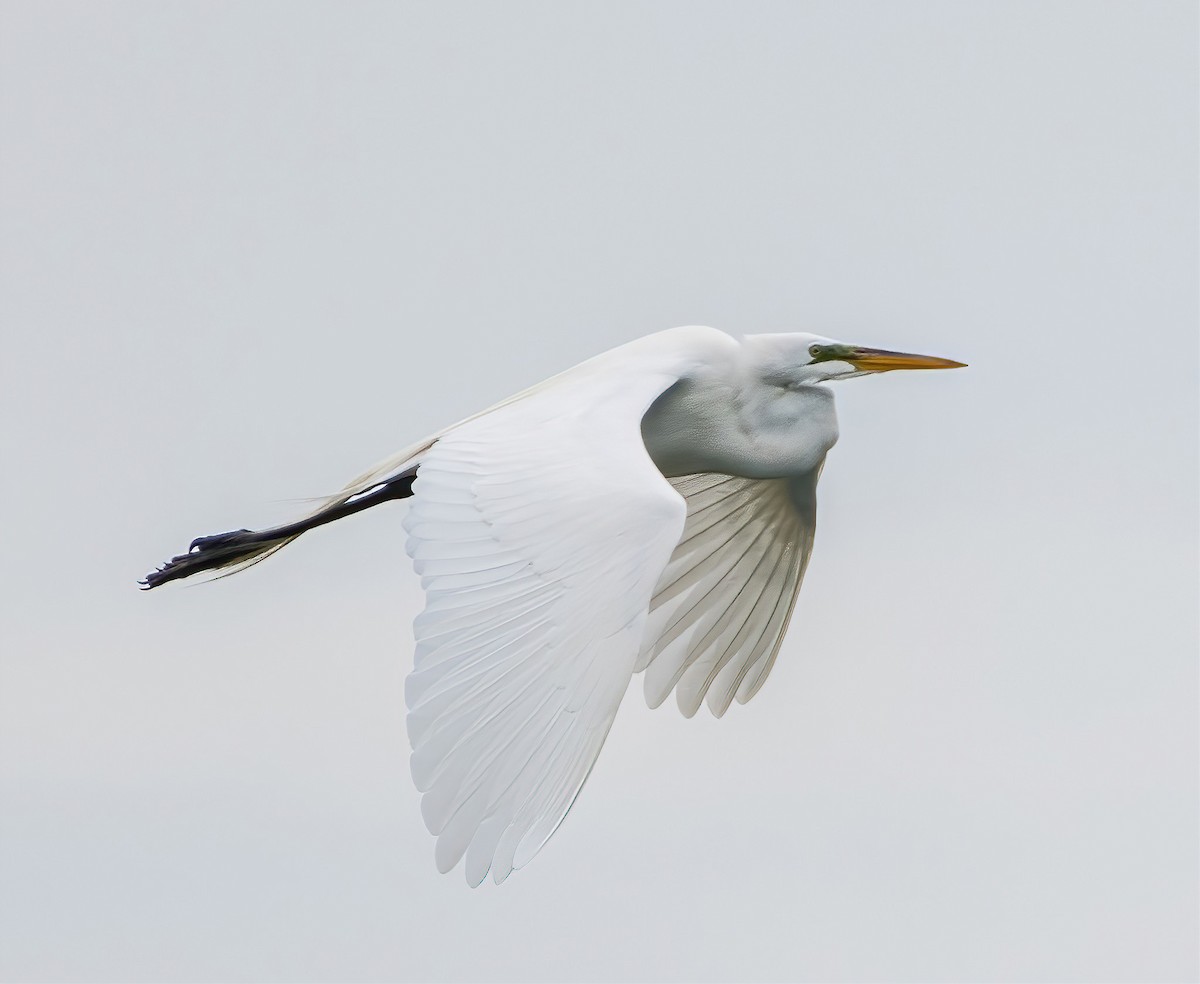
[140,466,418,590]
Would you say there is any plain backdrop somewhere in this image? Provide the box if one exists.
[1,2,1196,982]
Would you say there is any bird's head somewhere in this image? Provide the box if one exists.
[746,332,966,385]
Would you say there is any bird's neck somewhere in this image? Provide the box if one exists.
[641,373,839,480]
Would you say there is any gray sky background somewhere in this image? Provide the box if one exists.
[1,2,1196,982]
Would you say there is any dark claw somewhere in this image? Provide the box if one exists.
[189,529,254,553]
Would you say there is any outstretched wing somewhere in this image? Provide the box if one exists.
[637,468,820,718]
[401,357,696,885]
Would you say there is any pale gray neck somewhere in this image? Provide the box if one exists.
[641,349,840,480]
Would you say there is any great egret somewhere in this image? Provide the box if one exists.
[143,326,964,885]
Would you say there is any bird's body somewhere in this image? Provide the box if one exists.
[144,325,963,885]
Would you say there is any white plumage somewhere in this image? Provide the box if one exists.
[143,325,963,884]
[402,357,687,885]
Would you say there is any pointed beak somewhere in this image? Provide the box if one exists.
[844,347,967,372]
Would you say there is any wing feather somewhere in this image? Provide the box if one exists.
[400,328,741,884]
[638,469,820,717]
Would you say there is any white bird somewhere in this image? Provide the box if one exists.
[143,326,964,885]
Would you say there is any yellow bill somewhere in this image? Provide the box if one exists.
[845,347,967,372]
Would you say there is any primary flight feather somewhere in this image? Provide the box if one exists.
[143,325,964,885]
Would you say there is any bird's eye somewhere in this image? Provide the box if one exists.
[808,344,823,359]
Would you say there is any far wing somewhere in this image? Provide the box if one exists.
[402,366,688,885]
[637,467,820,717]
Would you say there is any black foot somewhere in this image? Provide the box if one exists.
[140,528,269,590]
